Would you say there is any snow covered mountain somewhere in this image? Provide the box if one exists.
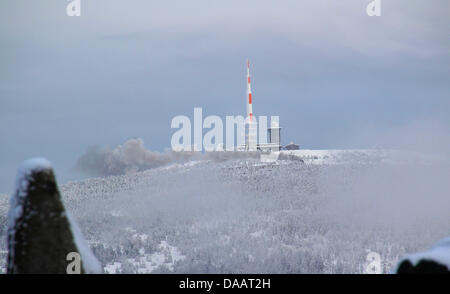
[0,150,449,273]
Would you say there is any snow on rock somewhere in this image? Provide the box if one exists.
[7,157,101,274]
[67,213,103,274]
[9,158,53,231]
[395,237,450,273]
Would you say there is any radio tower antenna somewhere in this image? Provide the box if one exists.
[245,59,257,151]
[246,59,253,122]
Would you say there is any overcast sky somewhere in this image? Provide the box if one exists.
[1,0,449,192]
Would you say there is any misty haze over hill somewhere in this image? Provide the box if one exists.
[1,148,450,273]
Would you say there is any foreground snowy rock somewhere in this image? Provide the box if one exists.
[395,237,450,274]
[7,158,101,274]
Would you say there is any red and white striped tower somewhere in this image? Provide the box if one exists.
[246,59,253,121]
[246,59,257,151]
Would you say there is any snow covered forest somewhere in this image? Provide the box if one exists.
[1,150,449,274]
